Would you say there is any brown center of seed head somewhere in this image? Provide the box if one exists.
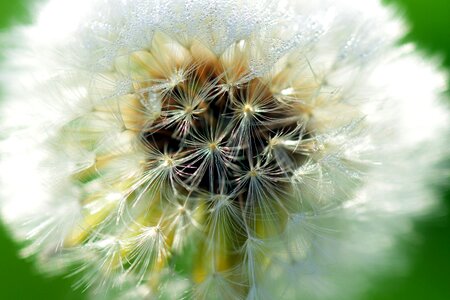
[136,39,310,201]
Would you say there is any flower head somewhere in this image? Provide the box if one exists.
[0,0,448,299]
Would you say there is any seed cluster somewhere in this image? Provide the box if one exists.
[60,32,349,297]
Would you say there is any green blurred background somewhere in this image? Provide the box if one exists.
[0,0,448,299]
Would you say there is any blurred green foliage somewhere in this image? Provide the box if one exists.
[0,0,449,299]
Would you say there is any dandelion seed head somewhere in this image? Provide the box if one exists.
[0,0,448,299]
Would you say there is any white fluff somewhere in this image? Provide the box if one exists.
[0,0,448,299]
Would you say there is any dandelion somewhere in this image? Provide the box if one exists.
[0,0,448,299]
